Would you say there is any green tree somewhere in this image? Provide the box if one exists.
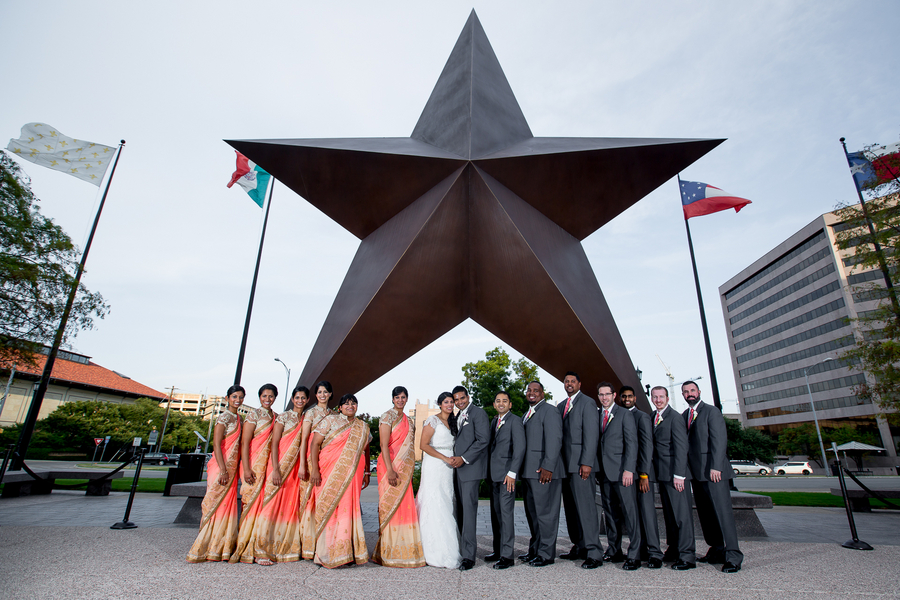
[356,412,380,458]
[724,418,777,464]
[461,347,547,418]
[0,152,109,367]
[777,422,882,466]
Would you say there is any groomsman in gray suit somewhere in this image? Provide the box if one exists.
[682,381,742,573]
[450,385,490,571]
[519,381,563,567]
[650,386,696,570]
[558,372,603,569]
[486,390,526,570]
[619,386,663,569]
[596,382,641,570]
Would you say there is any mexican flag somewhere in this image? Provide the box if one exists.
[227,151,271,207]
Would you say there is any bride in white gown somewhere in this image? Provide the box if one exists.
[416,392,461,569]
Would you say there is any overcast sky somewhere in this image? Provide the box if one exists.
[2,1,898,417]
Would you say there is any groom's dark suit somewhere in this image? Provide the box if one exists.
[453,402,490,562]
[489,412,526,560]
[521,400,564,561]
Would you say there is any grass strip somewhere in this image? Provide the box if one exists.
[746,491,891,509]
[52,477,168,494]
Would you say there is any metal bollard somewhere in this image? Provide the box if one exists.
[832,442,873,550]
[111,448,145,530]
[0,444,14,485]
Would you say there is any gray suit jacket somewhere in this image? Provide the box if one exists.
[454,403,490,482]
[559,391,600,473]
[597,403,637,482]
[630,406,655,482]
[652,405,688,483]
[489,413,526,483]
[521,401,563,480]
[683,401,732,481]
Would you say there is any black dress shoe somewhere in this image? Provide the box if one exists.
[721,561,741,573]
[671,560,696,570]
[559,546,586,560]
[602,551,625,563]
[518,552,536,562]
[646,558,662,569]
[697,552,725,565]
[458,559,475,571]
[622,558,641,571]
[484,552,501,562]
[580,557,603,569]
[529,557,555,567]
[493,557,514,570]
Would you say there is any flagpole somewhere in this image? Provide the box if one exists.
[839,138,900,322]
[678,174,723,411]
[233,177,275,386]
[11,140,126,471]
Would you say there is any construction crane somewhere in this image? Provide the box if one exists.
[655,355,703,412]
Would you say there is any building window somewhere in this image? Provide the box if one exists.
[731,281,841,337]
[733,298,845,349]
[745,394,871,419]
[724,231,826,300]
[743,374,867,406]
[726,247,831,312]
[735,317,850,364]
[729,263,837,324]
[738,335,856,378]
[741,357,857,391]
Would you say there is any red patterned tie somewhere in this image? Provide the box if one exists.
[688,407,695,429]
[564,397,572,417]
[655,411,662,426]
[602,410,609,431]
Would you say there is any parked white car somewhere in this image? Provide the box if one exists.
[773,461,813,475]
[730,460,772,475]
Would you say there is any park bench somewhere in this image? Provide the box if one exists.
[1,469,124,498]
[830,488,900,512]
[169,482,210,524]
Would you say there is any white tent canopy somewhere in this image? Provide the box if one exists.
[829,441,886,452]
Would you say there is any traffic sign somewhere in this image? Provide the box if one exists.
[132,437,142,447]
[94,438,103,446]
[148,431,158,445]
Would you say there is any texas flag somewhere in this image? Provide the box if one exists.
[679,180,752,220]
[227,151,271,207]
[847,142,900,192]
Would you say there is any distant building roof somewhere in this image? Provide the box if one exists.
[9,350,167,401]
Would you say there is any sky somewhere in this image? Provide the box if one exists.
[2,1,899,418]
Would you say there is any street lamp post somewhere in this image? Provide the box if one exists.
[275,358,291,404]
[804,358,833,476]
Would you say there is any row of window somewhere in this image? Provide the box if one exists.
[847,270,889,285]
[743,374,867,406]
[735,317,849,364]
[729,263,836,324]
[733,298,845,351]
[741,357,855,391]
[730,280,841,338]
[738,335,855,378]
[853,287,892,302]
[843,247,894,267]
[726,247,830,312]
[723,231,826,300]
[745,394,872,419]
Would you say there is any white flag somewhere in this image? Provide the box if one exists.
[7,123,115,186]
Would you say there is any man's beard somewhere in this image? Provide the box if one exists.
[684,396,700,407]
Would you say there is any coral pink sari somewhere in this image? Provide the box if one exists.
[229,408,275,563]
[300,415,370,568]
[372,410,426,567]
[187,411,241,562]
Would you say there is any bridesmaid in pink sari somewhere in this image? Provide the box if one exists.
[302,393,372,568]
[187,385,245,562]
[230,383,278,564]
[372,386,426,567]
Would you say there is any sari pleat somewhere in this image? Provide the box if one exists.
[372,412,426,567]
[229,410,275,563]
[187,413,242,562]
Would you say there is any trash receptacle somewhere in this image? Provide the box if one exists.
[831,463,840,476]
[164,453,207,496]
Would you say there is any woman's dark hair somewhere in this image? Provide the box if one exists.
[226,384,246,397]
[259,383,278,398]
[437,391,458,436]
[338,393,358,407]
[314,380,333,396]
[392,385,409,398]
[293,386,310,399]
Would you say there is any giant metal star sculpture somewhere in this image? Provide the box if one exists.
[228,11,722,410]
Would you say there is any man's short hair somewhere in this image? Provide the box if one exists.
[650,385,668,397]
[618,385,635,396]
[564,371,580,382]
[527,380,544,392]
[596,381,615,393]
[451,385,468,396]
[682,380,699,390]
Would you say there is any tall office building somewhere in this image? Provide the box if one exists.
[719,206,897,456]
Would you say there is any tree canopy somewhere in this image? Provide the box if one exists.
[0,152,109,367]
[461,347,547,418]
[777,422,882,466]
[724,418,777,464]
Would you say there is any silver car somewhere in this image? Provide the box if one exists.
[730,460,771,476]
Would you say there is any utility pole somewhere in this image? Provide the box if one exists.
[157,386,177,453]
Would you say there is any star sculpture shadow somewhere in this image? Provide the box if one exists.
[228,10,722,409]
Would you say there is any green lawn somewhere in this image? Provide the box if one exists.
[53,477,168,494]
[747,491,893,509]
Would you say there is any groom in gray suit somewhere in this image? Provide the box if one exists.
[486,390,526,570]
[450,385,490,571]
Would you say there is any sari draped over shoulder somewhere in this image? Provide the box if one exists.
[297,404,333,552]
[187,411,242,562]
[229,407,276,563]
[300,414,371,568]
[372,409,426,567]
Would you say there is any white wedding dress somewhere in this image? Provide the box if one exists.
[415,414,461,569]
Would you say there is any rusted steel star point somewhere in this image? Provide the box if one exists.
[228,11,722,410]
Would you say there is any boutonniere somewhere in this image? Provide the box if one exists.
[496,418,504,430]
[458,411,469,425]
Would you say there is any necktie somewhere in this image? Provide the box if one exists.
[688,407,696,429]
[564,397,572,417]
[524,407,534,423]
[655,411,662,426]
[602,410,609,431]
[496,417,502,431]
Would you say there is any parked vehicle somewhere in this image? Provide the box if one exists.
[730,460,772,475]
[773,461,813,475]
[142,452,178,466]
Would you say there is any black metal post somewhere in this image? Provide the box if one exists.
[233,178,275,386]
[11,141,126,471]
[111,448,144,530]
[679,175,723,410]
[0,444,14,485]
[832,441,873,550]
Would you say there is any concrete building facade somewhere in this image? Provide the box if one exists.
[719,208,898,456]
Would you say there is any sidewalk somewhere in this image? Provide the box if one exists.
[0,490,898,599]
